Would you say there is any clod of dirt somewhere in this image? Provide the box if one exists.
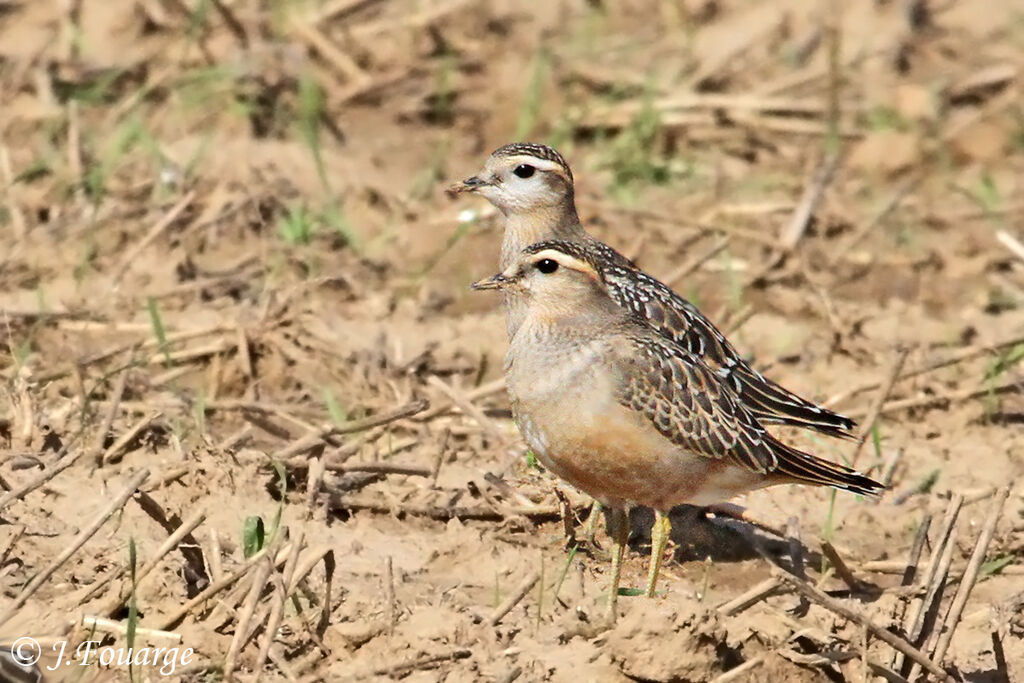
[604,599,734,683]
[848,130,919,176]
[894,83,939,122]
[334,620,389,651]
[948,118,1011,163]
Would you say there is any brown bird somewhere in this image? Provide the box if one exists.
[452,142,855,438]
[472,241,882,619]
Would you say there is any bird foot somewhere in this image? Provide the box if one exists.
[565,500,610,560]
[569,534,610,561]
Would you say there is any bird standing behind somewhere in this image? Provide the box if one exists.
[472,242,883,619]
[451,142,855,437]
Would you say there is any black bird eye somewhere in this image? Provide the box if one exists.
[536,259,559,274]
[513,164,536,179]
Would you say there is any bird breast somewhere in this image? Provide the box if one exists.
[504,325,660,503]
[504,325,617,454]
[503,321,769,509]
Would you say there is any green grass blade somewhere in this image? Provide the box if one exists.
[146,297,172,367]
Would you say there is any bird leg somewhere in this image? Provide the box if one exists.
[582,500,603,547]
[645,509,672,597]
[606,505,629,621]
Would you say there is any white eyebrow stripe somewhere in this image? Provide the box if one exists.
[505,155,567,176]
[528,249,597,277]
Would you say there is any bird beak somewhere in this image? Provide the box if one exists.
[471,273,509,291]
[448,175,491,195]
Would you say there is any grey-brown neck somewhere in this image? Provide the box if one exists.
[505,286,630,390]
[499,198,586,338]
[499,199,585,270]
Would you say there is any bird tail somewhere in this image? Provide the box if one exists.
[727,365,857,440]
[771,439,883,496]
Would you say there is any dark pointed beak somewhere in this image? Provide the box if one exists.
[448,175,491,195]
[471,273,509,291]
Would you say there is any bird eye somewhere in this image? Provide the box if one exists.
[513,164,536,179]
[535,259,559,274]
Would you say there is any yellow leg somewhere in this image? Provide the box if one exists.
[583,500,603,546]
[645,510,672,598]
[606,506,629,622]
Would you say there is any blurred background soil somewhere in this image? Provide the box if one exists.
[0,0,1023,681]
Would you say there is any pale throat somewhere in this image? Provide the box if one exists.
[499,200,584,270]
[498,196,582,339]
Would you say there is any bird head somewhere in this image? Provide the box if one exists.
[450,143,574,216]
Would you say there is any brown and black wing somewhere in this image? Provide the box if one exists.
[616,336,882,495]
[585,239,856,439]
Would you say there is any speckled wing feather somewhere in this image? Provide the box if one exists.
[581,239,856,438]
[616,336,881,494]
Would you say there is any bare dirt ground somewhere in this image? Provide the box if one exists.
[1,1,1023,681]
